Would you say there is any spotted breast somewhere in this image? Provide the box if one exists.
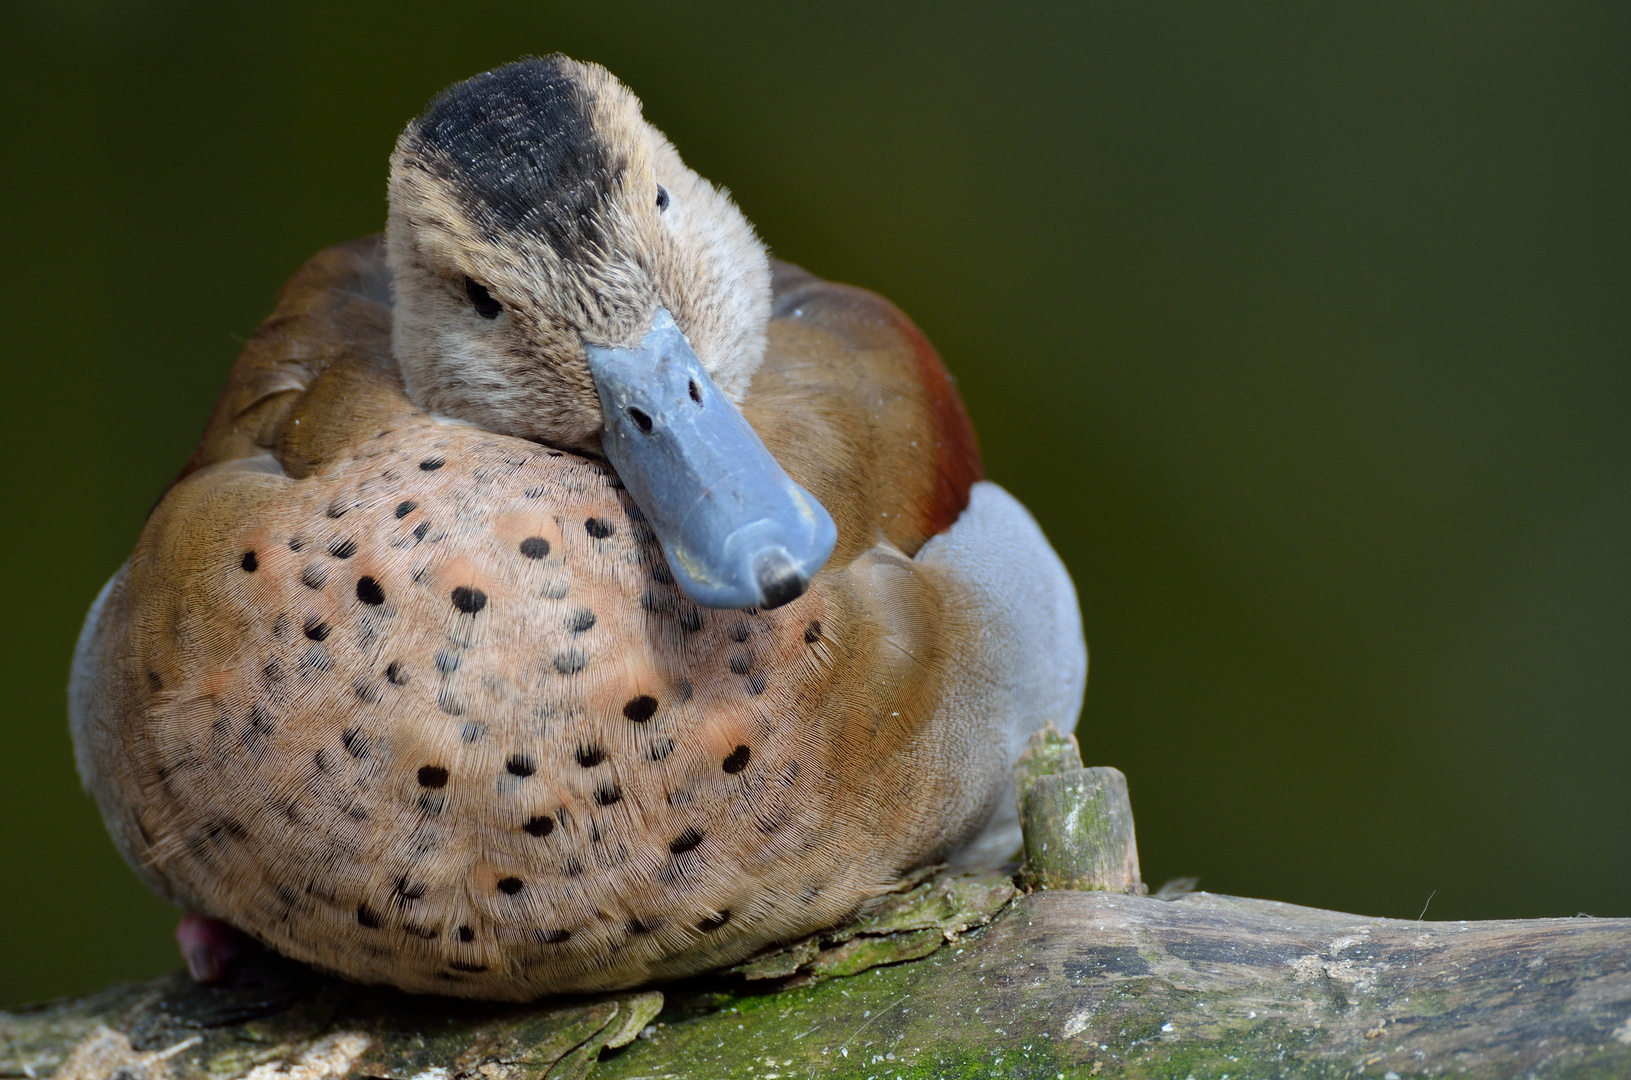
[69,58,1085,1001]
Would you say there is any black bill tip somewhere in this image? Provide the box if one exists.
[754,548,809,610]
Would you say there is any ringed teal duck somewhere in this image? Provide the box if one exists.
[69,55,1086,999]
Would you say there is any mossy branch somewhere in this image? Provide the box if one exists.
[7,728,1628,1079]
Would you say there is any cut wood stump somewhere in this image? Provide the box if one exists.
[6,728,1628,1078]
[1016,723,1144,895]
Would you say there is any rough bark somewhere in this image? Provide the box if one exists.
[4,882,1630,1079]
[9,732,1627,1078]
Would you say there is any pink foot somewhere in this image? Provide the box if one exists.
[176,913,259,984]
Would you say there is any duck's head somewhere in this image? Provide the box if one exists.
[386,55,834,609]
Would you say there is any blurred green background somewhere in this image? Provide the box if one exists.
[3,1,1627,1006]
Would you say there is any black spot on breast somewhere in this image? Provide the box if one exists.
[435,649,460,674]
[394,877,426,903]
[729,655,751,676]
[353,678,380,704]
[585,517,615,539]
[438,690,466,716]
[327,498,350,519]
[245,703,275,738]
[241,551,258,573]
[451,585,488,614]
[523,814,555,837]
[297,644,332,677]
[418,765,450,788]
[204,817,249,844]
[652,563,675,585]
[302,564,329,590]
[356,576,385,605]
[566,608,596,633]
[404,923,438,940]
[448,961,488,973]
[289,536,306,552]
[623,695,658,723]
[457,925,475,942]
[647,737,675,762]
[342,727,369,759]
[697,911,731,932]
[722,745,751,774]
[747,672,768,695]
[562,856,585,877]
[385,660,408,685]
[356,904,381,929]
[576,745,606,768]
[496,876,524,895]
[507,755,535,777]
[541,928,571,943]
[413,521,430,541]
[147,670,163,692]
[728,623,750,643]
[626,918,654,935]
[420,457,445,471]
[313,749,333,774]
[395,500,418,519]
[519,536,551,559]
[669,828,703,854]
[553,648,587,675]
[594,783,622,806]
[804,620,822,644]
[328,538,358,559]
[678,608,703,634]
[303,617,330,642]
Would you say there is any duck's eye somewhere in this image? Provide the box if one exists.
[464,276,502,318]
[655,185,670,212]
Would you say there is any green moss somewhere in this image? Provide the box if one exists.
[7,880,1628,1079]
[1012,723,1084,810]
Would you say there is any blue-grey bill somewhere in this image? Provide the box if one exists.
[584,309,837,610]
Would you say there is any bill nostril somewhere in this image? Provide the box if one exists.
[688,379,702,405]
[627,406,654,433]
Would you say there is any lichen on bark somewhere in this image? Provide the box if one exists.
[7,882,1631,1079]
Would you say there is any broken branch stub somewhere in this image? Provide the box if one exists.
[1016,723,1144,893]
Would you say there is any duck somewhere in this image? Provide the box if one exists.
[67,55,1086,1000]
